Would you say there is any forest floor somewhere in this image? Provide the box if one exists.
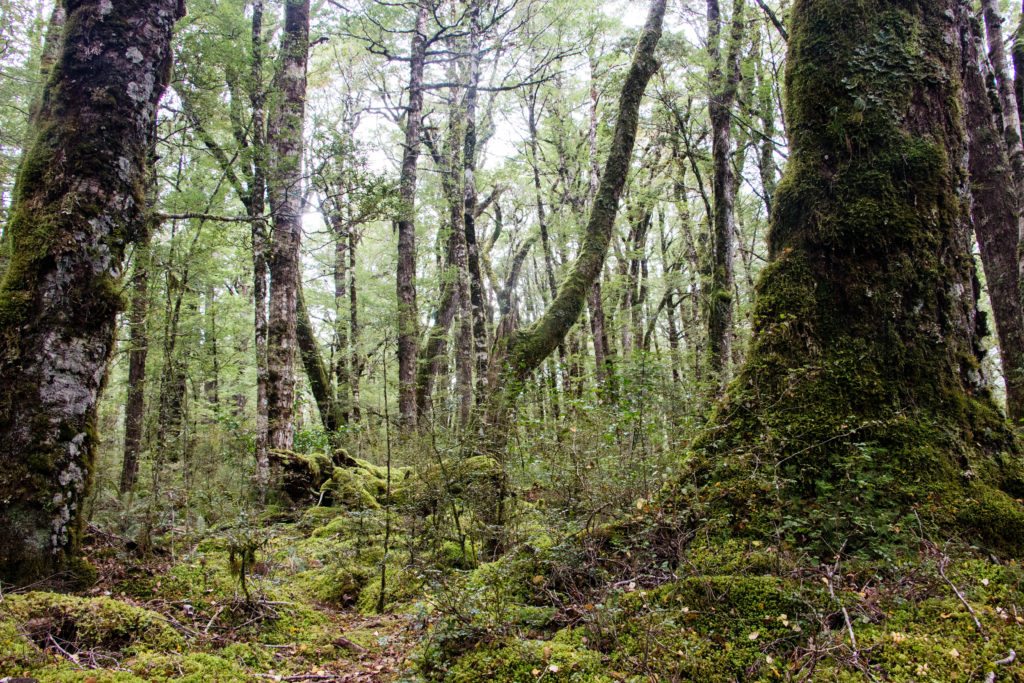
[0,515,427,682]
[3,503,1024,682]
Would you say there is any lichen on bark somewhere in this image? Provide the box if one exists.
[0,0,184,586]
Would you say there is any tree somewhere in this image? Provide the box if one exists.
[396,0,430,431]
[266,0,311,452]
[0,0,184,585]
[486,0,667,435]
[706,0,745,393]
[679,0,1024,554]
[964,12,1024,425]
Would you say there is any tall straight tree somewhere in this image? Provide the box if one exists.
[0,0,184,585]
[266,0,311,452]
[685,0,1024,553]
[706,0,745,394]
[964,15,1024,424]
[396,0,430,430]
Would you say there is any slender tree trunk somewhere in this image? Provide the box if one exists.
[266,0,310,452]
[982,0,1024,195]
[0,0,182,584]
[446,91,475,426]
[706,0,745,394]
[964,16,1024,423]
[349,224,362,423]
[332,207,351,425]
[250,0,271,496]
[396,0,429,430]
[120,237,152,495]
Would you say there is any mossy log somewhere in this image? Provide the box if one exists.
[0,0,184,587]
[674,0,1024,556]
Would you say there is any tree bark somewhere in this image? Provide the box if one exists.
[265,0,310,452]
[0,0,183,586]
[486,0,666,430]
[120,237,152,495]
[981,0,1024,196]
[250,0,272,502]
[396,0,429,431]
[964,15,1024,424]
[685,0,1024,554]
[296,276,345,436]
[706,0,746,394]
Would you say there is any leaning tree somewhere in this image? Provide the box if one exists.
[0,0,184,585]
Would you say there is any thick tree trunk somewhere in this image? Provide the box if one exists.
[486,0,666,430]
[706,0,745,394]
[396,0,429,431]
[266,0,310,452]
[964,16,1024,424]
[0,0,182,586]
[684,0,1024,555]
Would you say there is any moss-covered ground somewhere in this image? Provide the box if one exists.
[3,453,1022,682]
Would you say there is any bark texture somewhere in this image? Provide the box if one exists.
[396,0,429,430]
[679,0,1024,555]
[706,0,745,393]
[266,0,310,452]
[0,0,183,585]
[964,16,1024,424]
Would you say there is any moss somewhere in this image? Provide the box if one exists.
[356,560,423,614]
[956,484,1024,555]
[125,651,250,682]
[320,466,383,510]
[0,592,184,658]
[443,639,613,683]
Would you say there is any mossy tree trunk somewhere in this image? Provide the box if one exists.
[485,0,667,437]
[266,0,310,452]
[683,0,1024,555]
[0,0,184,586]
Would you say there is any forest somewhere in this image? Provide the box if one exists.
[1,0,1024,680]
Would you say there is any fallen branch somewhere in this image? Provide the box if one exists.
[984,649,1016,683]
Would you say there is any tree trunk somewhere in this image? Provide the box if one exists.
[266,0,310,452]
[964,15,1024,424]
[120,237,152,495]
[706,0,746,394]
[250,0,272,501]
[685,0,1024,555]
[982,0,1024,195]
[0,0,183,586]
[296,276,345,436]
[396,0,429,431]
[487,0,666,430]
